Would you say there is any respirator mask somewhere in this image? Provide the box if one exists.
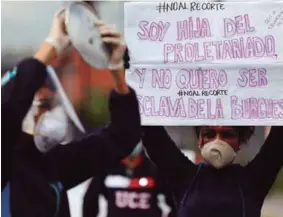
[201,139,236,169]
[33,106,74,153]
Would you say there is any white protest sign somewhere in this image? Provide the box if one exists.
[124,1,283,125]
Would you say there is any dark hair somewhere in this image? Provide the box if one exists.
[195,126,255,144]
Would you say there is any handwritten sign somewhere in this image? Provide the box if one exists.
[124,1,283,125]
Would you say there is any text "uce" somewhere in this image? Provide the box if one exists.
[115,191,151,209]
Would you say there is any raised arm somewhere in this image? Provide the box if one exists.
[45,87,141,188]
[1,38,57,155]
[1,58,47,190]
[142,127,197,190]
[44,19,141,188]
[1,8,70,189]
[1,42,55,136]
[245,126,283,198]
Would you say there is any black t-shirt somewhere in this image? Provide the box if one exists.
[10,132,71,217]
[4,58,141,217]
[142,126,283,217]
[83,156,176,217]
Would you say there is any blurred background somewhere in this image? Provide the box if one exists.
[1,1,282,217]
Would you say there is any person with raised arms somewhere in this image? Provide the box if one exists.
[2,8,141,217]
[142,125,282,217]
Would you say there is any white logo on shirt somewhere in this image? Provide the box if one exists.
[115,191,151,209]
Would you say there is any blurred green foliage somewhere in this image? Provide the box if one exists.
[78,88,110,128]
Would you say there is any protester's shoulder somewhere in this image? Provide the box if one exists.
[9,58,48,82]
[15,132,42,154]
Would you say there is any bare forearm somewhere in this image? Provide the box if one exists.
[33,42,57,65]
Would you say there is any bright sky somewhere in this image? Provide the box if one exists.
[1,0,277,56]
[1,1,124,53]
[2,1,63,51]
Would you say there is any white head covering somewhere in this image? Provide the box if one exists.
[22,66,84,152]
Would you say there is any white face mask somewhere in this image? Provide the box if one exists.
[33,106,73,153]
[201,139,236,169]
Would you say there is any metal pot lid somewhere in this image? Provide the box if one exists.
[65,2,110,69]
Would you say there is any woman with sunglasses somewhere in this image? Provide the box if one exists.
[142,125,282,217]
[2,8,141,217]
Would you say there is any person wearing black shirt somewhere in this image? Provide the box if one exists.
[2,8,141,217]
[142,126,283,217]
[83,142,176,217]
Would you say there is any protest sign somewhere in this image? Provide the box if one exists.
[124,1,283,125]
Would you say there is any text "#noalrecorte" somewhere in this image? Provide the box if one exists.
[156,1,225,14]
